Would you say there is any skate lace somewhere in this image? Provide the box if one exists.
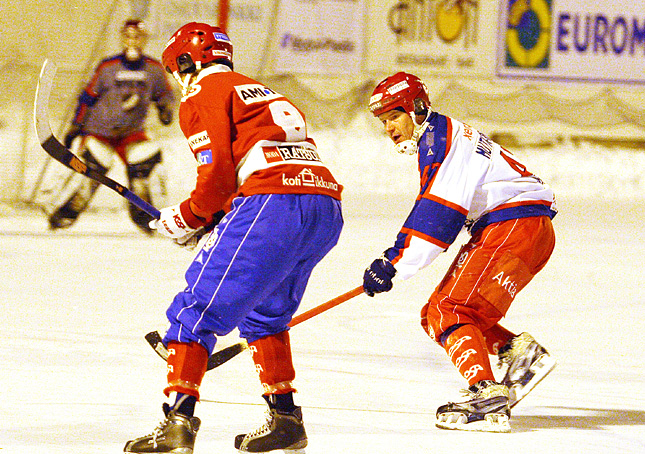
[459,387,478,398]
[149,418,169,448]
[459,381,509,400]
[246,409,274,439]
[497,349,512,368]
[497,333,533,368]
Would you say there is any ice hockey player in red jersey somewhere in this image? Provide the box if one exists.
[123,23,343,453]
[47,19,175,233]
[362,72,558,433]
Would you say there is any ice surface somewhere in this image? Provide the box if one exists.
[1,190,644,454]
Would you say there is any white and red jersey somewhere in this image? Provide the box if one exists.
[385,113,557,280]
[177,64,342,226]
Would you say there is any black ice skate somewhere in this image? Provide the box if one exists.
[435,380,511,433]
[235,395,307,453]
[124,404,201,453]
[498,332,557,408]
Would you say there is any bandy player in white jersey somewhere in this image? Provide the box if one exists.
[125,23,343,454]
[362,72,558,433]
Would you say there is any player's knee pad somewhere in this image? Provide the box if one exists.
[127,140,163,168]
[248,331,296,395]
[127,149,165,199]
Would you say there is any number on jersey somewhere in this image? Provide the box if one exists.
[269,100,306,142]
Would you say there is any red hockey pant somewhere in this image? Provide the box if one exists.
[421,216,555,342]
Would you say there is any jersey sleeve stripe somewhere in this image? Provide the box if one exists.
[400,227,451,249]
[488,199,553,213]
[400,196,465,246]
[421,192,468,216]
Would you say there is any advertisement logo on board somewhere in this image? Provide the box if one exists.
[504,0,552,69]
[387,0,480,48]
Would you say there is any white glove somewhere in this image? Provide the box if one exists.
[149,204,197,240]
[175,226,206,250]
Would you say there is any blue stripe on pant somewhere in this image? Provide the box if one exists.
[164,193,343,354]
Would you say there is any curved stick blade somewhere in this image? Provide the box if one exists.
[34,59,57,144]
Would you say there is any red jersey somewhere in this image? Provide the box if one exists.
[177,65,342,226]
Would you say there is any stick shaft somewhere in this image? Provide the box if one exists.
[288,285,364,327]
[146,285,365,370]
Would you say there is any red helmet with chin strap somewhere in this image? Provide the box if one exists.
[162,22,233,74]
[368,72,430,117]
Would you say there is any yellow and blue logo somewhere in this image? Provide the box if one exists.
[505,0,552,68]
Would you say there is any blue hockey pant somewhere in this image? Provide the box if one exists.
[164,193,343,354]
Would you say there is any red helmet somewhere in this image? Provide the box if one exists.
[368,72,430,117]
[162,22,233,74]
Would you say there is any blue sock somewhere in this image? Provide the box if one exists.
[172,393,197,417]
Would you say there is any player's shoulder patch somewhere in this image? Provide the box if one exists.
[234,84,283,104]
[188,130,211,151]
[196,149,213,166]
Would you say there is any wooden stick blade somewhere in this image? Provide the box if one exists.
[34,59,57,144]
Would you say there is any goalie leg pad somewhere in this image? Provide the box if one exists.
[164,341,209,400]
[126,148,165,232]
[248,330,296,395]
[48,139,114,228]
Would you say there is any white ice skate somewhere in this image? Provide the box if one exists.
[436,380,511,433]
[498,332,557,408]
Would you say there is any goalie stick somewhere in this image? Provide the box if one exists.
[146,285,364,371]
[34,59,160,219]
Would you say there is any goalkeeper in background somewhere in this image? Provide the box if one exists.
[46,19,175,233]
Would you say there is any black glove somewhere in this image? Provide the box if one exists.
[63,124,83,149]
[158,106,173,125]
[363,257,397,297]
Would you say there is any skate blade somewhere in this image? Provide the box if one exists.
[236,449,305,454]
[436,412,511,433]
[236,443,306,454]
[509,354,557,408]
[283,439,307,453]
